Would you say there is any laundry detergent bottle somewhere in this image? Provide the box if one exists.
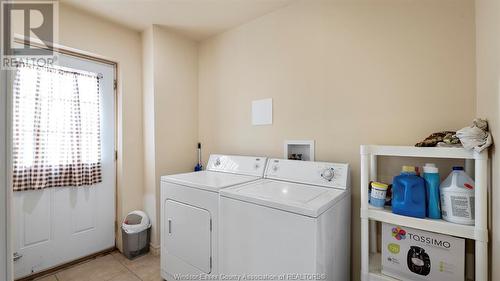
[423,163,441,219]
[392,166,426,218]
[440,166,475,225]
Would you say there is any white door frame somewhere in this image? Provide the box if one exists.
[2,65,14,281]
[1,0,12,275]
[2,37,118,281]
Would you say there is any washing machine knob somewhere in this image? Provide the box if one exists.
[273,165,279,172]
[215,158,221,166]
[321,168,335,181]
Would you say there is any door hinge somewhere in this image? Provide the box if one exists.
[115,150,118,161]
[210,257,212,269]
[113,79,117,90]
[210,220,212,231]
[13,252,22,262]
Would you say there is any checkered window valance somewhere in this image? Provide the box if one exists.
[12,63,103,191]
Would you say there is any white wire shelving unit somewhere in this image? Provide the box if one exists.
[360,145,489,281]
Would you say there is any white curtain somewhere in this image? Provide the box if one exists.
[12,63,102,191]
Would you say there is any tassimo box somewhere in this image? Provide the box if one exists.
[381,223,464,281]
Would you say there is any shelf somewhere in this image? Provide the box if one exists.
[368,253,399,281]
[364,207,487,242]
[368,272,399,281]
[360,145,486,160]
[361,144,489,281]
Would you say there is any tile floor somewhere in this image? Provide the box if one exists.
[34,251,161,281]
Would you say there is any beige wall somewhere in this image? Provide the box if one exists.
[142,26,158,247]
[475,0,500,279]
[198,0,476,280]
[142,25,199,247]
[27,4,145,251]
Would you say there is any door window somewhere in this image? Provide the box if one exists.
[12,63,103,191]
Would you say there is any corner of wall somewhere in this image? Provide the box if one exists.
[141,24,160,246]
[141,25,200,248]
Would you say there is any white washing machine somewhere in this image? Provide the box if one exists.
[160,154,267,281]
[220,158,351,281]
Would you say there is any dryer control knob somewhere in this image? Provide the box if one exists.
[272,165,279,172]
[215,158,221,166]
[321,168,335,182]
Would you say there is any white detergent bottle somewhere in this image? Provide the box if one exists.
[440,166,475,225]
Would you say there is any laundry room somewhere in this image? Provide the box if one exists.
[0,0,498,281]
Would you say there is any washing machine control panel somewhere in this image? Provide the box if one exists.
[207,154,268,177]
[265,159,350,189]
[321,167,335,182]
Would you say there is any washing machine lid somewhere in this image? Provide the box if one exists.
[161,171,261,192]
[220,179,348,217]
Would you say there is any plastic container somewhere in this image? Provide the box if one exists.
[440,166,475,225]
[423,163,441,219]
[370,182,389,209]
[392,166,426,218]
[122,211,151,259]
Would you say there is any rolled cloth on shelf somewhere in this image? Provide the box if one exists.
[456,118,493,152]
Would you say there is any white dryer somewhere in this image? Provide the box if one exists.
[220,158,351,281]
[160,154,267,281]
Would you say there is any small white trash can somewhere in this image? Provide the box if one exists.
[122,210,151,259]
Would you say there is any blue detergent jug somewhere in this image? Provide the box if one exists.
[392,166,426,218]
[423,163,441,219]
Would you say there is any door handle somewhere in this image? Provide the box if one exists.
[168,219,172,234]
[13,252,22,262]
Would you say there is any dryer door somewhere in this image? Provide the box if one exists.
[164,200,212,274]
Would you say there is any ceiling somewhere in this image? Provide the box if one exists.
[62,0,294,41]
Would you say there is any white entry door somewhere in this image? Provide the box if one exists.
[12,53,116,279]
